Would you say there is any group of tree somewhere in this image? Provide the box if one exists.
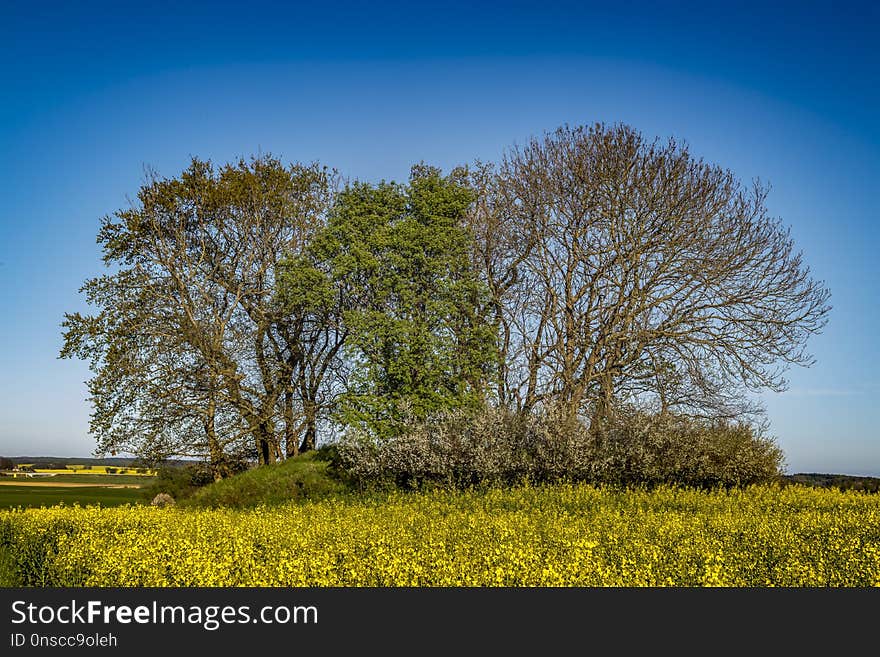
[62,123,830,482]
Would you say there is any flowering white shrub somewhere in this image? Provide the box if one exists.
[334,406,783,489]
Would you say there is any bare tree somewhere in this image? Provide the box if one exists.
[470,123,830,437]
[463,161,536,407]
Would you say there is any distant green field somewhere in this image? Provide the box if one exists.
[0,485,144,509]
[4,474,148,486]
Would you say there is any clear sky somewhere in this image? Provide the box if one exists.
[1,1,877,475]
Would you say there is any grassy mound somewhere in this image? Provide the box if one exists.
[181,451,348,509]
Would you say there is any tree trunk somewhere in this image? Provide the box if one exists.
[203,398,225,482]
[254,420,276,466]
[298,397,317,453]
[284,388,299,458]
[589,374,615,449]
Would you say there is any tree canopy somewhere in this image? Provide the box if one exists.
[466,124,830,436]
[62,156,337,475]
[62,123,831,476]
[288,164,498,440]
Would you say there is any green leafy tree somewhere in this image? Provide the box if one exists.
[61,155,336,472]
[296,165,498,440]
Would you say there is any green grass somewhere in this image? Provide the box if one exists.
[0,485,144,509]
[181,451,348,508]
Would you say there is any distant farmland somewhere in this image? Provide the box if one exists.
[0,463,155,509]
[0,484,144,509]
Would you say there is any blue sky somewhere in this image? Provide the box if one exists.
[1,1,877,475]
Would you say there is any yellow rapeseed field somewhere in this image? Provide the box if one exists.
[1,484,879,586]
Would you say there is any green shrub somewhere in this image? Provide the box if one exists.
[140,463,215,501]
